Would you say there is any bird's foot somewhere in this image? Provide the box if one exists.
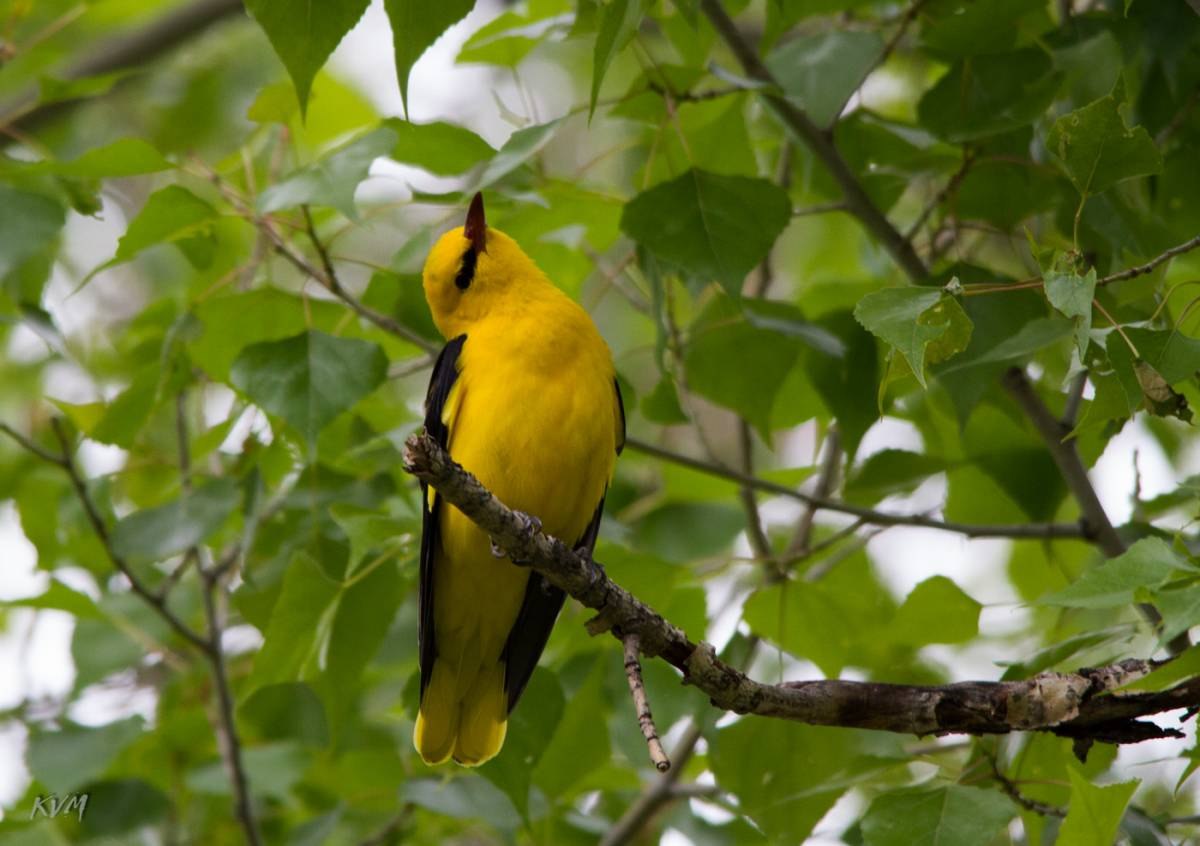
[490,539,506,559]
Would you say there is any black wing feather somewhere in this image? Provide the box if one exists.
[418,334,466,701]
[501,378,626,712]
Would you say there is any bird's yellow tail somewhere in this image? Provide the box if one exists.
[414,660,508,767]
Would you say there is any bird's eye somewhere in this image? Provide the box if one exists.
[455,246,477,291]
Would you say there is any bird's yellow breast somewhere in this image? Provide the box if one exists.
[433,293,618,670]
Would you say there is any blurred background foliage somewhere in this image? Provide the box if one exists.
[0,0,1199,843]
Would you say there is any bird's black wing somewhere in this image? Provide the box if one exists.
[418,334,466,701]
[502,377,626,712]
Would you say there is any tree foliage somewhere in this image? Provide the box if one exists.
[1,0,1200,843]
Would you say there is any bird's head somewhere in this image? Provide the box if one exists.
[422,192,537,338]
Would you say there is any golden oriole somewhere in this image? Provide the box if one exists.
[413,193,625,766]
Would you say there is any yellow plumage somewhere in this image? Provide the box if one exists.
[413,194,623,766]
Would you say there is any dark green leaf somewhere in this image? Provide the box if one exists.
[239,682,329,746]
[1046,96,1163,196]
[79,779,169,836]
[0,187,65,279]
[384,0,475,117]
[861,785,1016,846]
[918,49,1061,142]
[110,478,240,563]
[230,330,389,444]
[921,0,1047,57]
[640,376,689,424]
[621,168,792,294]
[844,449,947,505]
[531,657,610,800]
[250,554,340,688]
[244,0,371,116]
[42,138,171,178]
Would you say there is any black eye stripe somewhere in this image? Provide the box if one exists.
[455,246,477,290]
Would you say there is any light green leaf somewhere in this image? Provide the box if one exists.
[591,0,642,118]
[621,168,792,294]
[766,30,883,127]
[258,126,397,219]
[1056,768,1138,846]
[1044,268,1096,357]
[114,185,218,263]
[853,288,953,387]
[230,329,388,444]
[28,718,143,794]
[861,785,1016,846]
[5,578,103,620]
[640,376,688,424]
[1040,537,1187,609]
[36,138,171,178]
[711,719,856,842]
[384,0,475,117]
[1047,96,1163,196]
[400,777,521,830]
[110,478,240,563]
[473,120,559,188]
[244,0,371,117]
[1152,581,1200,647]
[0,187,65,279]
[891,576,981,646]
[384,119,494,175]
[250,554,341,688]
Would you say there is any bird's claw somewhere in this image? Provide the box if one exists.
[490,539,506,558]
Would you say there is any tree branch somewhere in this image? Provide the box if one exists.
[1096,233,1200,287]
[698,0,928,282]
[623,634,670,772]
[0,0,245,133]
[403,430,1198,745]
[0,419,214,653]
[599,722,705,846]
[624,436,1089,542]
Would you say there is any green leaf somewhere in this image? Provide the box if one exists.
[79,779,170,837]
[854,288,965,387]
[384,119,494,175]
[456,11,539,67]
[239,682,329,746]
[1044,268,1097,358]
[113,185,218,264]
[621,168,792,294]
[1056,768,1138,846]
[258,126,397,219]
[806,310,879,460]
[0,187,65,279]
[473,120,560,188]
[1040,537,1188,609]
[400,777,521,830]
[1152,581,1200,647]
[27,718,143,794]
[861,785,1016,846]
[383,0,475,117]
[250,554,341,687]
[43,138,171,178]
[244,0,371,117]
[591,0,642,118]
[532,657,610,799]
[230,330,389,444]
[480,669,565,816]
[1046,96,1163,196]
[640,376,689,424]
[685,311,802,439]
[891,576,981,646]
[711,719,857,842]
[110,478,240,563]
[844,449,947,505]
[631,502,745,562]
[921,0,1047,57]
[918,49,1061,142]
[766,30,883,127]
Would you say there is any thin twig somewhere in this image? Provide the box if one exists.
[698,0,928,283]
[1097,233,1200,287]
[990,754,1066,818]
[0,422,67,466]
[782,427,842,568]
[735,421,772,563]
[905,147,976,241]
[624,436,1089,541]
[1062,370,1088,429]
[623,634,670,772]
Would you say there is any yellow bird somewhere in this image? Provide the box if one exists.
[413,193,625,766]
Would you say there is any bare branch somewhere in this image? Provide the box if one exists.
[403,430,1199,745]
[698,0,928,283]
[1097,233,1200,287]
[623,634,670,772]
[624,436,1089,542]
